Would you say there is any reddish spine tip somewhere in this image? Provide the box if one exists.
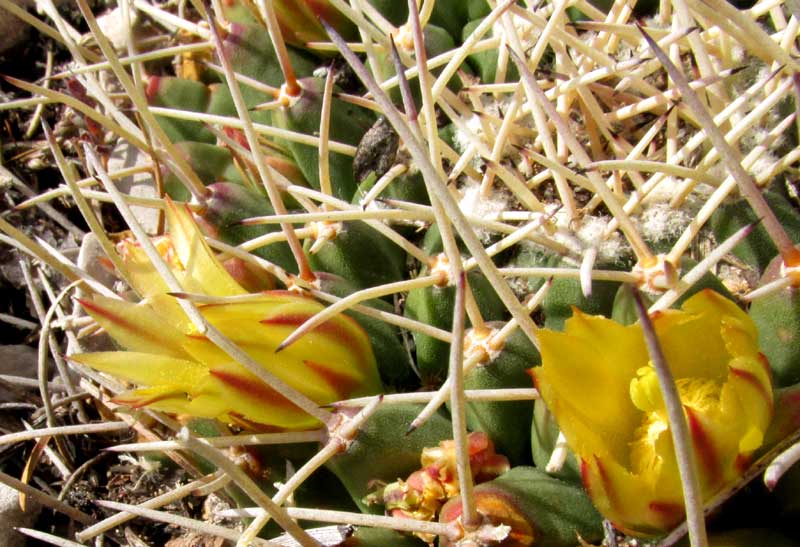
[784,245,800,267]
[284,80,302,97]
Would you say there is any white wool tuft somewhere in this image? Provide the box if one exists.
[639,202,692,243]
[458,182,512,243]
[452,114,484,154]
[548,205,629,263]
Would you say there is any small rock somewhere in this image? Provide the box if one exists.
[82,5,139,51]
[0,1,31,55]
[0,482,41,547]
[164,533,226,547]
[0,344,41,402]
[107,141,160,235]
[0,31,27,59]
[0,0,69,56]
[0,344,38,377]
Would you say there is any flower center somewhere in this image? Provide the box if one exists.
[628,365,723,475]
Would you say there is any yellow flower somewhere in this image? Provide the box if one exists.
[531,290,773,536]
[70,200,382,430]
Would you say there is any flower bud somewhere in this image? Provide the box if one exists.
[71,199,382,430]
[439,467,603,547]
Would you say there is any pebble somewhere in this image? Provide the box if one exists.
[0,0,68,56]
[0,482,41,547]
[0,344,40,403]
[107,141,160,235]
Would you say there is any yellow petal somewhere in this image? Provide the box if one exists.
[739,426,764,453]
[582,454,683,536]
[146,293,195,334]
[79,295,192,359]
[721,315,760,361]
[70,351,206,387]
[535,290,775,537]
[202,362,322,429]
[654,290,758,384]
[117,239,171,299]
[164,198,246,297]
[535,310,646,463]
[188,293,382,398]
[652,309,729,382]
[114,385,201,416]
[682,289,757,342]
[183,326,376,404]
[721,357,773,452]
[562,308,648,380]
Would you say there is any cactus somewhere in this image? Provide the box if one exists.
[2,0,800,546]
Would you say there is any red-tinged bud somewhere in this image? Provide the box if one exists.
[270,0,356,46]
[373,432,510,543]
[439,467,603,547]
[200,182,297,274]
[419,432,510,491]
[439,489,533,547]
[383,469,446,523]
[221,257,276,292]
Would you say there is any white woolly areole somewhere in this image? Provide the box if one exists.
[548,204,629,263]
[458,182,512,243]
[749,153,779,184]
[638,202,692,244]
[605,170,707,249]
[459,181,510,219]
[452,114,484,154]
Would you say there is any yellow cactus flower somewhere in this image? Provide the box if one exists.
[531,290,773,536]
[70,200,382,430]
